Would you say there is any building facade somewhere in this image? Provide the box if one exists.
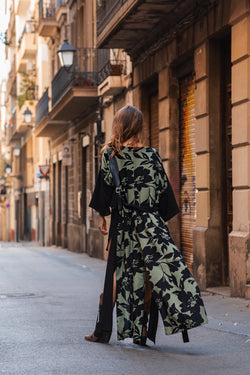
[95,0,250,298]
[1,0,249,298]
[3,0,50,244]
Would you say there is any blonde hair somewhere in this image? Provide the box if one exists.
[104,105,144,156]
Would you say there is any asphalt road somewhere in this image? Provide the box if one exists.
[0,243,249,375]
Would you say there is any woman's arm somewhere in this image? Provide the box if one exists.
[98,215,108,235]
[154,150,180,221]
[89,148,114,217]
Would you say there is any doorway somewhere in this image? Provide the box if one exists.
[179,75,196,271]
[221,35,232,286]
[149,93,159,150]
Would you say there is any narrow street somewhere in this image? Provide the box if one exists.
[0,243,249,375]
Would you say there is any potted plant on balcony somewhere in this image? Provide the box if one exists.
[17,72,36,108]
[110,49,124,76]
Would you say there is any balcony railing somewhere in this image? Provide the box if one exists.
[17,19,37,69]
[52,48,98,107]
[35,88,49,127]
[6,108,17,144]
[22,19,36,35]
[98,49,126,84]
[97,0,128,37]
[39,0,56,19]
[6,57,16,97]
[6,124,14,145]
[57,0,66,7]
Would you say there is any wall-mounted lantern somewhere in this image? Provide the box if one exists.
[5,164,12,175]
[0,175,5,185]
[24,107,32,123]
[57,39,76,70]
[13,144,21,157]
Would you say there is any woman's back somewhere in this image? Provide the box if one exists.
[104,146,167,210]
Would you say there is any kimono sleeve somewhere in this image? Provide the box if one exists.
[89,149,114,216]
[154,150,180,222]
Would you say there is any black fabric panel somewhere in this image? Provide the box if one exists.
[159,176,180,221]
[89,169,115,217]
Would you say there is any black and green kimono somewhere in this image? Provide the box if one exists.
[89,146,208,343]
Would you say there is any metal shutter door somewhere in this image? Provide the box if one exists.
[180,76,196,271]
[150,93,159,150]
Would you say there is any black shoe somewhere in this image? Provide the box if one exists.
[182,329,189,343]
[133,326,147,346]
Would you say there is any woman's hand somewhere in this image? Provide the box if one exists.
[98,215,108,235]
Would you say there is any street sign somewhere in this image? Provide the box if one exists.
[39,165,50,178]
[62,144,72,166]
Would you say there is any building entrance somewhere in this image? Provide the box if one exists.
[179,75,196,271]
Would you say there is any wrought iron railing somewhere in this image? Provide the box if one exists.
[97,0,128,36]
[56,0,66,7]
[18,19,37,48]
[5,108,17,144]
[5,124,13,145]
[52,48,98,107]
[39,0,56,19]
[35,88,49,127]
[98,49,126,84]
[11,109,17,132]
[23,19,37,34]
[6,56,16,96]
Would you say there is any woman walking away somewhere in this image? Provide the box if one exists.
[86,105,208,345]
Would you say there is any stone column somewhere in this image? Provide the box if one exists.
[158,67,180,249]
[193,42,210,289]
[193,40,225,289]
[229,13,250,298]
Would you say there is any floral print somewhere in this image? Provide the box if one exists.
[99,146,208,341]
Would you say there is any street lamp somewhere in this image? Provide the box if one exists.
[13,144,21,157]
[5,164,12,175]
[0,175,5,185]
[24,107,32,123]
[57,39,76,69]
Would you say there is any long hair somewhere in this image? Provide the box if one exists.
[104,105,144,156]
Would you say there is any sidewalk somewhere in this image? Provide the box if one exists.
[201,291,250,339]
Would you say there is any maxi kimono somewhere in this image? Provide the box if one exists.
[89,146,208,343]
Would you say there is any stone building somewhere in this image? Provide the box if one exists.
[2,0,249,298]
[95,0,250,298]
[3,0,50,244]
[34,0,132,258]
[35,0,102,255]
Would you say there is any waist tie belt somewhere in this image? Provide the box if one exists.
[123,201,158,214]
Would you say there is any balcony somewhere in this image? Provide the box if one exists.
[98,49,127,97]
[16,20,37,72]
[50,48,99,121]
[38,0,58,37]
[6,57,16,98]
[97,0,213,57]
[35,48,99,137]
[35,88,49,128]
[56,0,66,7]
[6,6,15,45]
[35,88,65,137]
[56,0,66,23]
[16,100,37,134]
[6,109,18,146]
[5,124,16,146]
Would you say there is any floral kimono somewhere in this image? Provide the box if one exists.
[89,146,208,343]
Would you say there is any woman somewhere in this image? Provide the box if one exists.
[86,105,208,345]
